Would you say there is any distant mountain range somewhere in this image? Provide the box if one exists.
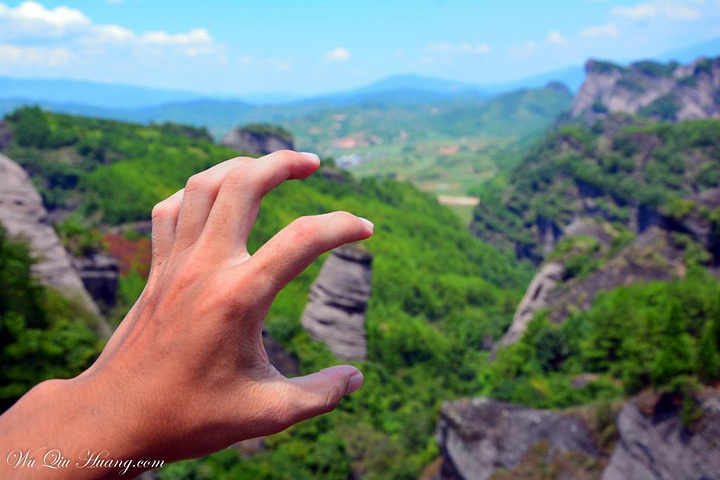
[0,76,205,109]
[1,36,717,113]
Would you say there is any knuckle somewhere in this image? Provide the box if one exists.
[323,383,345,413]
[185,173,209,193]
[333,210,356,224]
[223,165,250,187]
[272,149,295,159]
[290,216,318,243]
[151,201,172,221]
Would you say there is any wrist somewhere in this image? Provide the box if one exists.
[1,377,158,479]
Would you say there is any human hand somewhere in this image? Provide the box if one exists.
[0,150,373,478]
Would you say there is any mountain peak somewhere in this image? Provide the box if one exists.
[573,55,720,121]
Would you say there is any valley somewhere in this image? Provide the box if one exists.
[1,54,720,480]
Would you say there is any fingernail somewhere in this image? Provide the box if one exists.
[358,217,374,232]
[347,371,364,395]
[299,152,320,164]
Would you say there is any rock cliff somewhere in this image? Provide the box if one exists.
[492,261,564,352]
[436,390,720,480]
[300,245,372,361]
[436,397,602,480]
[572,57,720,121]
[220,123,294,155]
[0,153,111,337]
[72,253,120,311]
[602,391,720,480]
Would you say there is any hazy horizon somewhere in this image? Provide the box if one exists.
[0,0,719,98]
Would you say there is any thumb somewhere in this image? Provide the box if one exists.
[283,365,364,423]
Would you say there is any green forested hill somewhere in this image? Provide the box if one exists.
[468,111,720,426]
[1,107,533,479]
[473,114,720,261]
[6,105,719,479]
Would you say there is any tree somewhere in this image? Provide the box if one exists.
[0,225,101,412]
[697,318,720,383]
[10,106,51,148]
[651,302,693,387]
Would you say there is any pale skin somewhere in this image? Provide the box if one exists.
[0,150,373,479]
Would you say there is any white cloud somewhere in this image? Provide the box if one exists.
[0,43,72,66]
[579,23,620,38]
[611,1,701,20]
[89,24,134,44]
[426,42,492,55]
[140,28,212,46]
[0,1,90,38]
[508,41,537,57]
[324,47,350,62]
[0,1,217,60]
[238,55,291,71]
[545,30,568,46]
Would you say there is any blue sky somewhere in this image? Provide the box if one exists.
[0,0,718,95]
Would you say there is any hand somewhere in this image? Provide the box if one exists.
[0,150,373,478]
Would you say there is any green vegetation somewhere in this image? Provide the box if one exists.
[0,224,102,412]
[694,58,714,76]
[485,270,720,408]
[287,85,572,197]
[616,77,645,93]
[5,97,720,478]
[4,108,533,479]
[590,60,625,75]
[240,122,294,142]
[638,94,680,121]
[473,115,720,260]
[4,107,241,221]
[632,60,676,78]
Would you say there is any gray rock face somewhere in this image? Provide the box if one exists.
[493,261,564,353]
[72,253,120,311]
[436,397,601,480]
[300,245,372,361]
[572,57,720,121]
[493,218,621,351]
[0,153,111,337]
[547,227,685,322]
[220,127,294,156]
[602,393,720,480]
[436,393,720,480]
[495,223,688,350]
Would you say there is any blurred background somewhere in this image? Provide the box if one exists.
[0,1,719,479]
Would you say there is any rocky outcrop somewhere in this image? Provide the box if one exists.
[436,397,601,480]
[572,57,720,121]
[0,153,111,337]
[602,391,720,480]
[220,124,294,156]
[494,219,622,350]
[547,226,686,323]
[493,262,564,352]
[436,391,720,480]
[72,253,120,311]
[666,187,720,263]
[301,245,372,361]
[495,225,688,350]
